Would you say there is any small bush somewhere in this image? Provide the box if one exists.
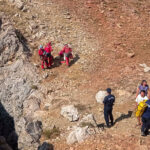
[43,127,61,139]
[31,85,38,90]
[75,104,86,112]
[80,122,95,128]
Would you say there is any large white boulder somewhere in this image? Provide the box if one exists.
[95,91,107,104]
[61,105,79,122]
[67,126,89,144]
[79,114,97,127]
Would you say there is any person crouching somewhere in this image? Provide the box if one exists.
[59,44,73,67]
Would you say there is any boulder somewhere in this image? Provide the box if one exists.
[67,126,89,144]
[26,120,42,142]
[95,91,107,103]
[23,97,41,116]
[61,105,79,122]
[8,0,24,10]
[38,142,54,150]
[79,114,97,128]
[15,0,24,9]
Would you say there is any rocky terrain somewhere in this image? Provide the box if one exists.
[0,0,150,150]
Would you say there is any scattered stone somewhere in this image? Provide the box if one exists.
[23,97,41,115]
[79,114,97,128]
[43,73,48,79]
[35,31,46,39]
[61,105,79,122]
[38,142,54,150]
[29,21,38,31]
[126,52,135,58]
[26,120,42,142]
[67,126,89,144]
[95,91,107,104]
[139,64,150,72]
[43,103,51,111]
[116,23,122,28]
[99,107,103,112]
[13,0,24,10]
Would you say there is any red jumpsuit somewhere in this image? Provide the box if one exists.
[59,46,73,66]
[44,43,53,67]
[38,48,48,69]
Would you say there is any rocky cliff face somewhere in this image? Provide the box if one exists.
[0,13,42,150]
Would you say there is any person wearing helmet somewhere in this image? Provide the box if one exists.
[59,44,73,67]
[44,42,53,68]
[103,88,115,128]
[38,45,48,70]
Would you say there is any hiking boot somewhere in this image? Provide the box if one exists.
[141,132,146,136]
[145,130,149,135]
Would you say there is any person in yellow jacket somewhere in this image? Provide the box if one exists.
[136,90,148,126]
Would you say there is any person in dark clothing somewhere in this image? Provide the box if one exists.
[103,88,115,128]
[141,99,150,136]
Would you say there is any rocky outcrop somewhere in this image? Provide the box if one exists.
[0,14,42,150]
[61,105,79,122]
[0,16,23,66]
[8,0,24,10]
[67,126,89,145]
[38,142,54,150]
[79,114,97,128]
[95,91,107,104]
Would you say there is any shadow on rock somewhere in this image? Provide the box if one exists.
[38,142,54,150]
[114,111,133,124]
[97,123,105,130]
[0,101,18,150]
[15,29,31,56]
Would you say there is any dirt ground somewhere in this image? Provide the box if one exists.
[1,0,150,149]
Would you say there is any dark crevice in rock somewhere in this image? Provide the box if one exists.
[0,101,18,150]
[15,29,32,57]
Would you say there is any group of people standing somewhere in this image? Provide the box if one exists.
[135,80,150,136]
[38,42,73,70]
[103,80,150,136]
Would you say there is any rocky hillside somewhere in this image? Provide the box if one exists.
[0,0,150,150]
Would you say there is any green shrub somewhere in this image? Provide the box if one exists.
[31,85,38,90]
[75,104,86,112]
[43,127,61,139]
[80,122,95,128]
